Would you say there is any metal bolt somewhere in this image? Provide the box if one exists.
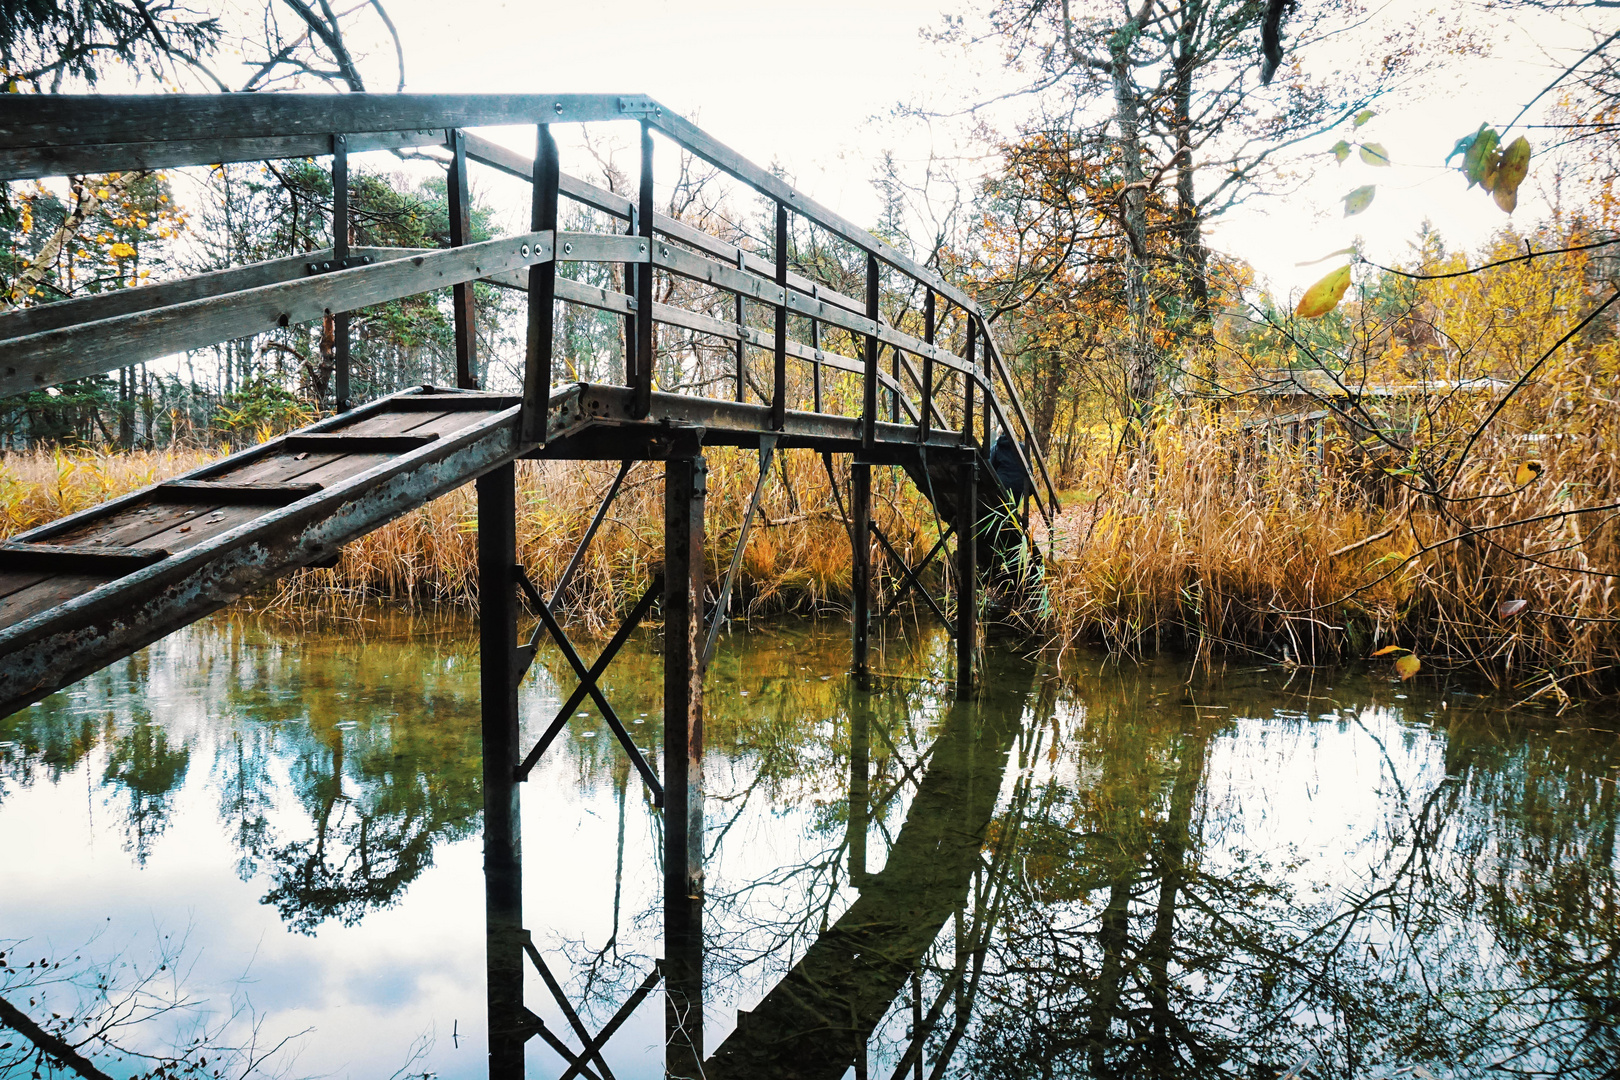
[563,242,573,255]
[554,102,564,114]
[639,243,647,254]
[521,244,530,257]
[660,246,669,258]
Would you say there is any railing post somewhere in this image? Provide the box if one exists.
[851,460,871,682]
[954,454,977,698]
[520,124,559,445]
[734,291,746,403]
[664,441,706,1074]
[920,290,935,442]
[891,345,901,424]
[633,121,655,419]
[448,128,478,390]
[331,133,351,412]
[772,201,788,430]
[811,314,823,413]
[477,462,525,1079]
[626,201,640,391]
[964,318,978,448]
[862,254,879,449]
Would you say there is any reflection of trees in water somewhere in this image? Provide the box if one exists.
[960,672,1620,1079]
[0,707,102,806]
[102,720,191,866]
[204,617,485,935]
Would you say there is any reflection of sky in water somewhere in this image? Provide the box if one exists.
[1,612,1615,1079]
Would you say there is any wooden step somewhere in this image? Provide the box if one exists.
[280,432,440,453]
[0,543,171,575]
[155,480,324,505]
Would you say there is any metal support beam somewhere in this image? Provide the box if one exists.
[520,124,560,444]
[633,122,655,419]
[552,460,632,614]
[811,317,823,413]
[332,133,351,411]
[664,445,706,1075]
[954,457,977,699]
[449,129,478,390]
[477,462,525,1080]
[848,690,869,889]
[851,461,871,683]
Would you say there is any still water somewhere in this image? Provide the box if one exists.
[1,609,1617,1079]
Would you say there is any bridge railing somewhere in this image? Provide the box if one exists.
[0,93,1058,525]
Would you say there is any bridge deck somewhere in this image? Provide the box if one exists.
[0,383,984,717]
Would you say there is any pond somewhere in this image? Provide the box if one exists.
[1,609,1616,1079]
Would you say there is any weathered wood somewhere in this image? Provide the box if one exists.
[0,233,553,398]
[521,124,560,444]
[633,121,656,419]
[0,94,642,178]
[0,129,447,182]
[449,129,478,390]
[772,202,789,430]
[0,249,335,340]
[282,432,441,452]
[0,544,171,575]
[155,480,324,505]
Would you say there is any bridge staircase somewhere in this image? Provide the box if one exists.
[0,92,1059,1078]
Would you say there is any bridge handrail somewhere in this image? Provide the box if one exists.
[0,92,1058,520]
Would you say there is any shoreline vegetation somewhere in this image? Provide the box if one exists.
[6,375,1616,705]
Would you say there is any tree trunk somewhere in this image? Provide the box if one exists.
[1110,43,1156,444]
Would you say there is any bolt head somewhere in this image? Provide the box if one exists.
[521,244,530,257]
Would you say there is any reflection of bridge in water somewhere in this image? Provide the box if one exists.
[0,93,1059,1076]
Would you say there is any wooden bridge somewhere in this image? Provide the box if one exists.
[0,93,1057,1076]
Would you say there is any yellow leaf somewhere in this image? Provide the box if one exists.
[1295,264,1353,318]
[1369,645,1405,656]
[1343,185,1376,217]
[1359,143,1391,167]
[1512,460,1543,486]
[1492,136,1530,213]
[1394,654,1421,681]
[1354,109,1375,128]
[1332,140,1351,164]
[109,241,136,258]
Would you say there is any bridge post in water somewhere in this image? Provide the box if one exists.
[664,443,707,1073]
[851,461,871,683]
[477,462,526,1080]
[955,455,978,698]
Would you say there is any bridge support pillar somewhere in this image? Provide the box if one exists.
[851,461,871,684]
[477,462,525,1080]
[955,456,977,699]
[664,445,707,1074]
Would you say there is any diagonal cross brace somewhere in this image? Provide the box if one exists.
[877,523,954,621]
[703,434,776,671]
[515,574,662,783]
[870,521,954,635]
[555,962,664,1080]
[525,939,619,1080]
[551,460,633,614]
[520,1007,606,1080]
[516,567,665,806]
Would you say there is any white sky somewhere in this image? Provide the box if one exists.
[130,1,1620,305]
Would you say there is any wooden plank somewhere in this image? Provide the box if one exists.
[155,481,324,505]
[0,129,447,182]
[0,575,106,629]
[0,250,334,341]
[0,544,171,574]
[282,432,441,452]
[0,93,645,168]
[0,232,553,397]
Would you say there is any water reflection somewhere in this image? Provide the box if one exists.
[0,615,1616,1079]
